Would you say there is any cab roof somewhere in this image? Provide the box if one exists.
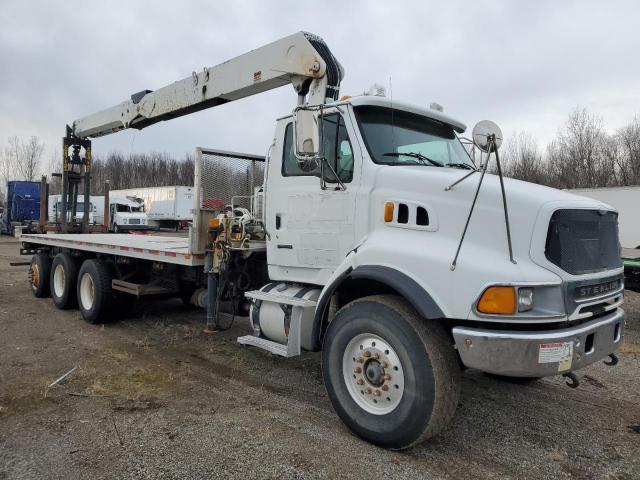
[347,95,467,133]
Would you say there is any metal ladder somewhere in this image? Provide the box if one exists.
[237,290,317,357]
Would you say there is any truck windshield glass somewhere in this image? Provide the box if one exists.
[354,106,474,169]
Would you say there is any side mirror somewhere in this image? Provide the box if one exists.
[294,108,320,158]
[472,120,503,153]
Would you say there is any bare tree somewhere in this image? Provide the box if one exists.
[501,131,547,184]
[546,108,613,189]
[4,135,45,182]
[616,117,640,185]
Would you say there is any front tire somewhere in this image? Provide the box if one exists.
[30,253,51,298]
[322,295,460,449]
[50,253,79,309]
[77,259,114,324]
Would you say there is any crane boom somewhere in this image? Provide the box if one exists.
[72,32,342,139]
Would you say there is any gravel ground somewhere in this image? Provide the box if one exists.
[0,237,638,479]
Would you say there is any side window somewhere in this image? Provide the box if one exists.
[282,114,354,183]
[282,122,319,177]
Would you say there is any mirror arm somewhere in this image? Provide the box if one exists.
[319,157,346,191]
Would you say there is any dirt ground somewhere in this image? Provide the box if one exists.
[0,237,638,480]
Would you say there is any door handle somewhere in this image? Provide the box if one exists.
[275,214,281,230]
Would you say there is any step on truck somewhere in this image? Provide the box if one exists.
[20,32,625,449]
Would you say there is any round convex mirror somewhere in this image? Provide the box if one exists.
[472,120,503,153]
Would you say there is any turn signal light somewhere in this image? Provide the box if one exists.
[477,286,516,315]
[384,202,394,222]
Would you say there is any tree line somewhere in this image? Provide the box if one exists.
[498,109,640,188]
[2,107,640,204]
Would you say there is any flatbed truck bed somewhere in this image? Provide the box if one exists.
[20,233,205,267]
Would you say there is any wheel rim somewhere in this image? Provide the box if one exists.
[79,273,95,310]
[30,262,40,290]
[53,264,66,297]
[342,333,405,415]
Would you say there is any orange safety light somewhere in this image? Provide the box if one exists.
[384,202,394,222]
[477,286,516,315]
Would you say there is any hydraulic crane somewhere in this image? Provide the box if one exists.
[60,31,342,232]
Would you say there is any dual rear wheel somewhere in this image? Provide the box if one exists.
[29,253,126,324]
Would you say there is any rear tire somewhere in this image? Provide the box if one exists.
[322,295,461,450]
[77,259,115,324]
[30,253,51,298]
[50,253,79,309]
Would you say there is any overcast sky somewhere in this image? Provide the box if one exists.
[2,0,639,163]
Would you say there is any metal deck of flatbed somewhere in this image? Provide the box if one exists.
[20,233,205,266]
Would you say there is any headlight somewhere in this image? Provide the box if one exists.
[122,218,128,224]
[475,284,564,318]
[517,288,534,312]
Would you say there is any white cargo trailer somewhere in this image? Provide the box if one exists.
[569,186,640,249]
[110,186,194,230]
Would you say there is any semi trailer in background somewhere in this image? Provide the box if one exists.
[109,186,194,230]
[1,181,41,235]
[569,186,640,249]
[569,186,640,293]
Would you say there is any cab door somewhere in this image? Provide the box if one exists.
[266,109,362,285]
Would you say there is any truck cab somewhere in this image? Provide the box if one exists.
[106,197,151,233]
[263,93,623,377]
[49,194,96,225]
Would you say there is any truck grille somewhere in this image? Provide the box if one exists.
[128,219,141,225]
[545,209,621,275]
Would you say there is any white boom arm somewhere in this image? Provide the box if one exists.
[72,31,343,138]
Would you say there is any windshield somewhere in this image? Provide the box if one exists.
[354,106,474,169]
[55,202,92,213]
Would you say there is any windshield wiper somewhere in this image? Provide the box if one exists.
[447,162,476,171]
[383,152,443,167]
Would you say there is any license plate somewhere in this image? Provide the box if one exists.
[574,279,620,300]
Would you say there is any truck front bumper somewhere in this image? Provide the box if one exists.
[120,225,155,231]
[452,309,624,377]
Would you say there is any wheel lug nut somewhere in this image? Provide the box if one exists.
[382,385,389,391]
[357,379,365,385]
[374,390,381,397]
[384,373,391,381]
[357,357,364,363]
[381,361,388,368]
[366,388,372,394]
[354,367,362,373]
[374,352,380,359]
[363,351,371,358]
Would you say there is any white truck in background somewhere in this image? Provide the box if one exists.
[20,31,625,449]
[569,186,640,249]
[93,196,152,233]
[48,194,96,224]
[110,186,193,230]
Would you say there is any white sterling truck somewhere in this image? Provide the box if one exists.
[20,32,625,449]
[109,186,194,231]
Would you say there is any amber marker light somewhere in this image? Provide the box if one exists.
[477,286,517,315]
[384,202,394,222]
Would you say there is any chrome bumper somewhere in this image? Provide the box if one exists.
[452,309,624,377]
